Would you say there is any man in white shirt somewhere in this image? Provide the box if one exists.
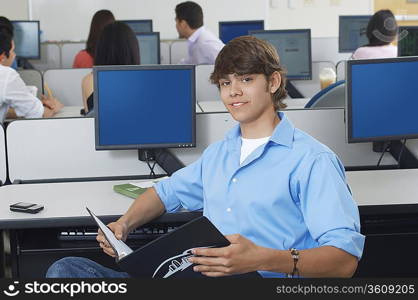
[175,1,224,65]
[0,29,63,123]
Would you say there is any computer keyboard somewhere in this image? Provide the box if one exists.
[58,225,178,241]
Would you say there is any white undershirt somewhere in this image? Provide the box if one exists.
[240,136,270,164]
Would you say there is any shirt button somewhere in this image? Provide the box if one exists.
[232,178,237,183]
[226,208,232,212]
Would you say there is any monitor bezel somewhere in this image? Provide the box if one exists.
[94,64,196,150]
[338,15,371,53]
[249,29,312,80]
[346,56,418,143]
[135,32,161,64]
[120,19,153,33]
[218,20,265,43]
[397,26,418,57]
[11,20,41,59]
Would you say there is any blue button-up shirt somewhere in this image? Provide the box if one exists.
[155,112,365,278]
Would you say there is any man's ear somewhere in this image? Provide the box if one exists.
[269,71,281,93]
[0,52,6,63]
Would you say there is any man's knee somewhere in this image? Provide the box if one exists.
[46,256,91,278]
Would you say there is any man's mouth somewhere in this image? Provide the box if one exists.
[230,102,248,107]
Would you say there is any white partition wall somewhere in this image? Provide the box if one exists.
[61,42,85,68]
[29,43,61,71]
[160,41,170,64]
[196,65,219,102]
[0,124,6,185]
[43,68,91,106]
[170,40,187,64]
[18,69,43,98]
[6,118,164,182]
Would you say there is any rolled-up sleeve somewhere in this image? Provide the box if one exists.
[154,156,204,213]
[297,152,365,259]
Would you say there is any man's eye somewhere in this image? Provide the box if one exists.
[220,81,230,86]
[242,77,253,83]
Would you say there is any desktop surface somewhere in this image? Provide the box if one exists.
[250,29,312,80]
[339,15,371,53]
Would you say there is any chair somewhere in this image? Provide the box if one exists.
[18,69,43,98]
[304,80,345,108]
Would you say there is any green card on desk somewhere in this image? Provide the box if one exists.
[113,177,168,199]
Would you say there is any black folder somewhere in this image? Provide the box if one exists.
[87,207,260,278]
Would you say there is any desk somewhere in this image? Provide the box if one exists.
[52,106,83,118]
[1,170,418,277]
[198,98,310,113]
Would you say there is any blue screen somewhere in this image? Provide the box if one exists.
[219,21,264,44]
[96,68,194,148]
[339,16,371,53]
[121,20,152,33]
[250,30,311,80]
[136,33,160,64]
[12,21,40,58]
[349,60,418,141]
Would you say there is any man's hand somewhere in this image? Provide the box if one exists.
[41,94,64,113]
[96,221,129,257]
[188,234,262,277]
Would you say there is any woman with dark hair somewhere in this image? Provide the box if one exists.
[81,21,140,114]
[72,9,115,68]
[352,9,398,59]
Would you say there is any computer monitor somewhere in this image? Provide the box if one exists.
[219,20,264,44]
[136,32,160,64]
[398,26,418,57]
[120,19,153,33]
[249,29,312,80]
[94,65,196,151]
[11,20,40,59]
[339,15,371,53]
[346,56,418,143]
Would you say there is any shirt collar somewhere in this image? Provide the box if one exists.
[188,26,204,43]
[225,112,295,148]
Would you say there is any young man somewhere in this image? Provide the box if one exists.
[47,36,364,278]
[0,30,63,123]
[175,1,224,65]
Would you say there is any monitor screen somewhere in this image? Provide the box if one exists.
[339,15,371,53]
[398,26,418,57]
[11,20,40,59]
[249,29,312,80]
[136,32,160,64]
[120,19,153,33]
[219,20,264,44]
[346,57,418,143]
[94,65,196,150]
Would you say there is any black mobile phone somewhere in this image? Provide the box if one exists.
[10,202,44,214]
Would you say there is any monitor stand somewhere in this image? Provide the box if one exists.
[286,81,304,98]
[138,149,185,176]
[16,57,35,70]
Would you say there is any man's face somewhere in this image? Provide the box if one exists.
[175,18,186,38]
[219,73,279,125]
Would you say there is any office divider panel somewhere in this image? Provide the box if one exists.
[291,61,335,98]
[29,43,61,71]
[43,68,91,106]
[6,118,164,182]
[160,41,170,64]
[61,42,85,68]
[17,69,43,98]
[336,60,346,80]
[0,124,6,185]
[170,40,188,64]
[196,64,219,102]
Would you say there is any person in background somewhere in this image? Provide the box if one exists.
[0,30,63,123]
[0,16,18,70]
[81,21,140,114]
[352,9,398,59]
[72,9,115,68]
[175,1,224,64]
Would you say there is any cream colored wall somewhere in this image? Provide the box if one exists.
[0,0,29,19]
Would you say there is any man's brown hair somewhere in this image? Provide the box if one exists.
[210,36,288,110]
